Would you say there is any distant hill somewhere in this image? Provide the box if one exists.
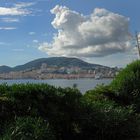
[0,57,108,73]
[0,66,12,73]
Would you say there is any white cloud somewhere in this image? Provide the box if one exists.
[33,40,39,43]
[14,2,35,8]
[0,17,19,23]
[39,5,132,58]
[0,42,9,45]
[29,32,36,35]
[0,27,16,30]
[0,2,34,16]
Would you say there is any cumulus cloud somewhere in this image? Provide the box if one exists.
[0,27,16,30]
[39,5,132,57]
[0,2,34,16]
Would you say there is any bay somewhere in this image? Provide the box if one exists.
[0,78,112,93]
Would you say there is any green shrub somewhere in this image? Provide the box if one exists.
[0,83,82,140]
[45,87,82,140]
[2,117,56,140]
[0,97,14,135]
[110,60,140,110]
[84,84,115,103]
[2,83,69,117]
[0,83,10,96]
[81,88,140,140]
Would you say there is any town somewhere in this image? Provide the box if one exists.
[0,63,120,79]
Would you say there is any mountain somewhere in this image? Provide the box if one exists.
[0,57,108,73]
[0,66,12,73]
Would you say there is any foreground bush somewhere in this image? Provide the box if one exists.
[82,86,140,140]
[110,60,140,111]
[0,84,82,139]
[2,117,56,140]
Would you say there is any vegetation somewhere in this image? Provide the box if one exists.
[0,60,140,139]
[3,117,55,140]
[110,60,140,111]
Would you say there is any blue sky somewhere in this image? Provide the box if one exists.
[0,0,140,67]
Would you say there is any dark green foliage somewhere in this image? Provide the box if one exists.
[0,97,14,135]
[84,85,115,103]
[110,60,140,110]
[83,88,140,140]
[43,87,82,140]
[0,83,82,140]
[2,117,56,140]
[0,83,10,96]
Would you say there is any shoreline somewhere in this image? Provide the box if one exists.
[0,77,114,80]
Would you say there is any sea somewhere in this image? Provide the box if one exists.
[0,79,112,94]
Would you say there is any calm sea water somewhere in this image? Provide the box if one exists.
[0,79,112,93]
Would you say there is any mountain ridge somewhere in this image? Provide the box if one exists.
[0,57,109,73]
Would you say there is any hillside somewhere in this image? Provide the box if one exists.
[0,57,107,73]
[0,65,12,73]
